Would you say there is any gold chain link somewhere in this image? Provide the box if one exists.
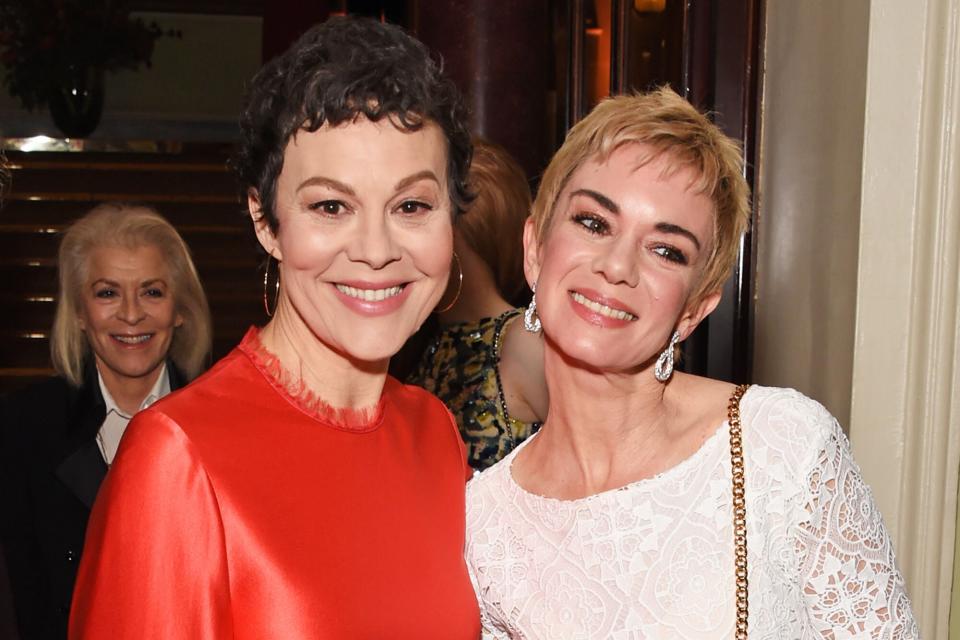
[728,383,750,639]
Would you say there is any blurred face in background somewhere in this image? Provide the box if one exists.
[78,244,182,390]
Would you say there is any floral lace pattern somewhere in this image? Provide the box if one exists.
[465,386,919,639]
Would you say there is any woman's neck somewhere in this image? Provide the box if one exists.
[515,344,706,499]
[259,302,389,411]
[98,362,164,416]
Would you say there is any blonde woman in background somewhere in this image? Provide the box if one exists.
[0,203,210,640]
[410,139,548,470]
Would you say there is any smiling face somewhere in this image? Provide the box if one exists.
[525,143,721,374]
[78,244,183,390]
[252,116,453,364]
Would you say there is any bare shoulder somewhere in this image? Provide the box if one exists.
[670,373,737,407]
[664,373,740,437]
[498,314,548,422]
[501,315,544,373]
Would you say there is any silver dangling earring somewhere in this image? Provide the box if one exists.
[654,331,681,382]
[524,282,542,333]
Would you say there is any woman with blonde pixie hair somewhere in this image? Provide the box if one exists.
[466,88,917,637]
[1,202,210,640]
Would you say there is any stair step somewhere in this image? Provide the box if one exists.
[1,200,247,227]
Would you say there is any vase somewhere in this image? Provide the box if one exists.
[48,66,105,139]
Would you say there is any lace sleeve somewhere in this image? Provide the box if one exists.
[794,419,919,638]
[467,545,510,640]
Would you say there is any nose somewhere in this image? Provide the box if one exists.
[116,294,146,324]
[348,213,401,270]
[593,234,640,287]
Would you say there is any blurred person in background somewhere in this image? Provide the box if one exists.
[1,202,211,640]
[409,140,547,470]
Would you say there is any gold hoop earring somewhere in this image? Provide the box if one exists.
[435,251,463,314]
[263,254,281,317]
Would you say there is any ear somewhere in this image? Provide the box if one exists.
[452,227,468,254]
[676,290,722,340]
[248,189,282,260]
[522,218,541,287]
[174,312,184,328]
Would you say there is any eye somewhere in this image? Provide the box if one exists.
[143,288,165,298]
[309,200,347,215]
[652,244,688,265]
[397,200,433,215]
[94,288,117,299]
[572,212,609,235]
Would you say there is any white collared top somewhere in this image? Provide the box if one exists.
[95,364,171,465]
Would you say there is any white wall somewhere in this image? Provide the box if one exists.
[753,0,870,428]
[850,0,960,635]
[0,13,262,140]
[758,0,960,635]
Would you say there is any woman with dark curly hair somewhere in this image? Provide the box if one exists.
[70,16,479,639]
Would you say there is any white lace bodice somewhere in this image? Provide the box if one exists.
[465,386,918,639]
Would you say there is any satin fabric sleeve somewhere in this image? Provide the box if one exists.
[445,407,473,483]
[69,410,232,639]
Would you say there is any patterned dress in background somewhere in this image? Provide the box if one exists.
[409,309,541,471]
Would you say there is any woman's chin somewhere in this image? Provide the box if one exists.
[546,334,650,376]
[333,339,406,370]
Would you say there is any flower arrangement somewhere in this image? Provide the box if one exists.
[0,0,179,111]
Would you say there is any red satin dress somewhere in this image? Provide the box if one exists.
[69,329,480,639]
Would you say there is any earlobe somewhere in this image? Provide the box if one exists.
[677,290,722,340]
[522,218,541,287]
[248,190,282,260]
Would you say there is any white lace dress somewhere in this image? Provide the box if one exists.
[465,386,918,639]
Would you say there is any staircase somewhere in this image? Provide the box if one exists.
[1,143,264,394]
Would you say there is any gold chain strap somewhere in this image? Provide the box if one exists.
[728,383,750,639]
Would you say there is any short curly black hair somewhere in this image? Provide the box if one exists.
[232,16,472,232]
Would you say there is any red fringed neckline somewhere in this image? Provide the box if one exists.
[237,327,387,432]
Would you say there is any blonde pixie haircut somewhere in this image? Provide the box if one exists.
[51,203,212,386]
[531,87,751,305]
[457,139,532,305]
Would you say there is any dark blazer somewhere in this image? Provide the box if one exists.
[0,360,185,640]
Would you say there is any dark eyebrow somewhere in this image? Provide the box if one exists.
[296,176,356,196]
[395,170,441,192]
[140,279,167,288]
[570,188,619,214]
[655,222,701,251]
[570,189,702,250]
